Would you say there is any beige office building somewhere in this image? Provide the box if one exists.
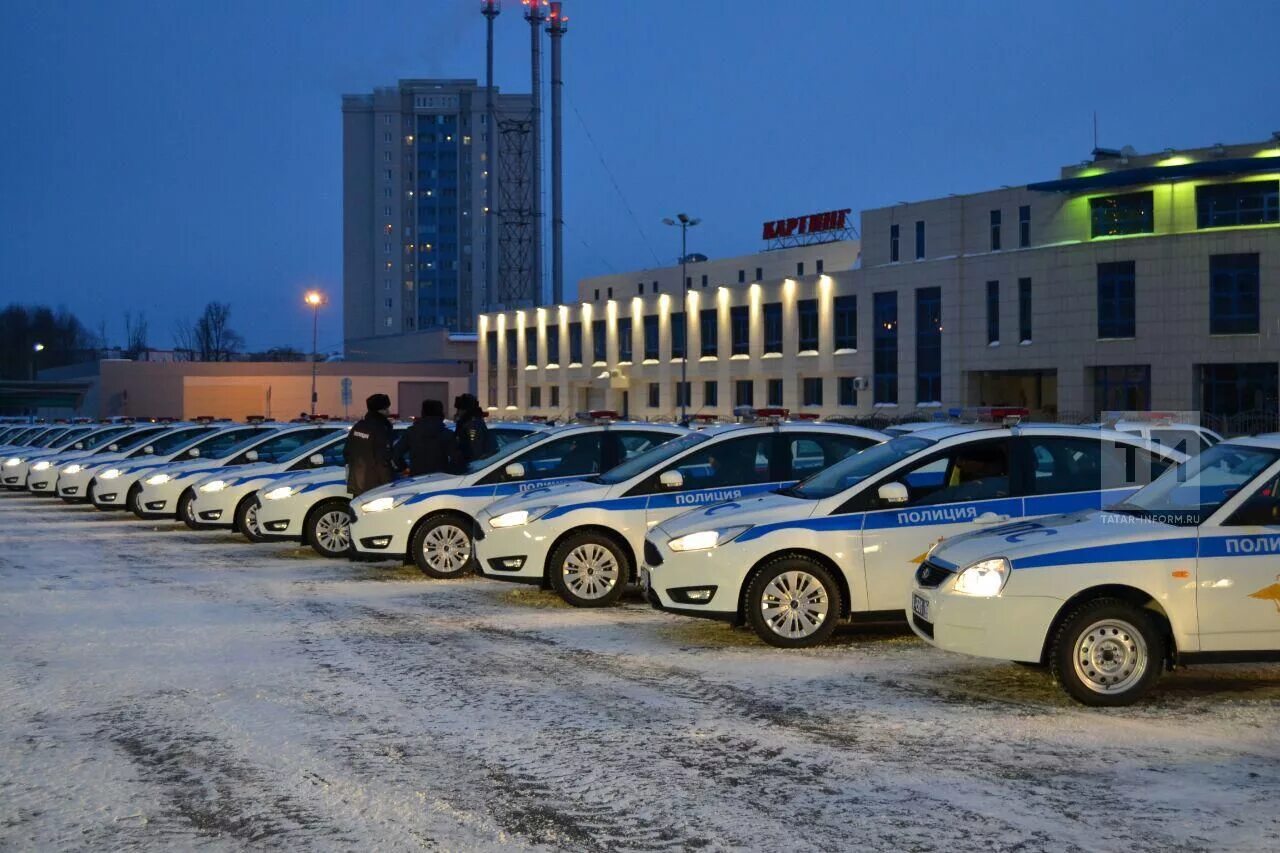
[479,135,1280,427]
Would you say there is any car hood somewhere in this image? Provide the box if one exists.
[268,466,344,490]
[482,478,607,518]
[656,490,819,539]
[140,456,235,481]
[928,509,1193,571]
[358,472,460,504]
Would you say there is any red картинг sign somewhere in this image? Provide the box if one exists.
[762,209,851,240]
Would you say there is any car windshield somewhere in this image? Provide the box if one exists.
[212,430,283,460]
[466,429,559,474]
[144,426,214,455]
[594,431,707,485]
[285,433,345,462]
[1110,443,1280,525]
[77,427,132,450]
[786,435,936,500]
[104,429,167,454]
[49,427,92,448]
[30,428,67,447]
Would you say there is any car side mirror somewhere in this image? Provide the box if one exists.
[505,462,526,479]
[189,448,200,458]
[74,442,84,449]
[309,454,325,466]
[246,450,259,462]
[659,469,684,490]
[108,444,119,451]
[143,445,155,455]
[877,481,909,505]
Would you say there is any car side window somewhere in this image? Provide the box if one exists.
[243,429,329,464]
[1100,439,1170,489]
[1149,429,1210,456]
[786,434,878,479]
[862,439,1011,509]
[294,440,345,470]
[1225,472,1280,527]
[511,432,605,479]
[1023,437,1106,495]
[632,434,773,495]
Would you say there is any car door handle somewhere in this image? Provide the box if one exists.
[974,512,1010,525]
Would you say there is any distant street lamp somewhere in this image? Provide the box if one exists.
[662,213,700,423]
[30,342,45,381]
[304,291,325,416]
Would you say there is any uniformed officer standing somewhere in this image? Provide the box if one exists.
[453,393,494,464]
[346,393,396,496]
[393,399,463,476]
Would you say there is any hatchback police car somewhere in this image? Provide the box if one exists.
[645,424,1185,648]
[257,422,543,557]
[911,436,1280,706]
[350,421,685,577]
[476,421,886,607]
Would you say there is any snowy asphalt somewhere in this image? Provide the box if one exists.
[2,493,1279,852]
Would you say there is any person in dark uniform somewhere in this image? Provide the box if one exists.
[453,393,494,464]
[346,393,396,496]
[393,399,462,476]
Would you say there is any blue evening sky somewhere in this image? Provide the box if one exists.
[1,0,1276,351]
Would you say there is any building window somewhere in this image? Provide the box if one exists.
[643,315,659,359]
[568,322,583,363]
[763,303,783,354]
[701,274,708,288]
[638,282,644,295]
[1199,363,1279,418]
[735,380,754,407]
[505,329,517,367]
[525,326,538,366]
[545,325,560,364]
[592,319,607,362]
[873,292,898,404]
[986,280,1000,344]
[618,320,633,362]
[670,312,686,359]
[593,289,599,301]
[486,330,498,372]
[803,377,823,406]
[1210,253,1260,335]
[648,382,660,409]
[607,287,613,299]
[816,259,824,274]
[700,309,718,356]
[730,306,750,355]
[1090,192,1154,238]
[914,221,925,259]
[704,380,718,407]
[890,223,900,262]
[529,386,541,409]
[1018,278,1033,343]
[1093,365,1151,413]
[755,267,762,281]
[838,377,857,406]
[550,385,560,408]
[916,287,942,404]
[685,276,692,290]
[1196,180,1279,228]
[768,379,783,407]
[1019,205,1031,247]
[834,295,856,350]
[738,269,745,283]
[675,381,691,408]
[1097,261,1136,339]
[797,262,805,276]
[990,209,1001,251]
[797,299,819,351]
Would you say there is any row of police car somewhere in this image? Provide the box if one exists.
[6,411,1278,707]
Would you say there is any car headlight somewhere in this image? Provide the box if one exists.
[32,460,52,472]
[264,486,295,501]
[145,473,171,486]
[62,464,83,475]
[953,557,1011,597]
[360,496,399,513]
[199,479,228,493]
[100,468,122,480]
[3,458,20,467]
[667,526,752,552]
[489,505,558,529]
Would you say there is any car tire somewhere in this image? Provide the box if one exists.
[548,532,629,608]
[410,513,476,579]
[1049,597,1166,707]
[306,499,354,559]
[235,495,266,542]
[127,483,145,517]
[178,488,199,529]
[744,555,842,648]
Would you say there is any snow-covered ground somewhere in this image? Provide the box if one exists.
[2,493,1279,852]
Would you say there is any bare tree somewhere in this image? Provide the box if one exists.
[193,302,244,362]
[171,318,197,362]
[123,311,149,359]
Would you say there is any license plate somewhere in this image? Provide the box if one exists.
[911,593,930,622]
[639,566,651,593]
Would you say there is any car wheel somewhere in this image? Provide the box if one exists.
[235,496,266,542]
[1050,597,1165,707]
[178,488,199,529]
[745,556,842,648]
[127,483,145,517]
[306,499,354,558]
[410,514,475,579]
[548,532,629,607]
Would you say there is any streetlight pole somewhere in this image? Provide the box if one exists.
[30,342,44,382]
[304,291,324,416]
[663,213,700,423]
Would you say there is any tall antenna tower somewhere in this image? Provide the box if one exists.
[547,3,567,306]
[524,0,548,304]
[481,1,500,309]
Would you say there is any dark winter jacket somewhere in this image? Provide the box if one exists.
[455,413,494,464]
[392,417,463,476]
[345,411,396,496]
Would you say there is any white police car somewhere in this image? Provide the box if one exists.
[29,424,173,497]
[59,423,211,504]
[132,424,338,522]
[91,423,281,513]
[350,421,685,577]
[911,436,1280,706]
[256,422,544,557]
[2,424,128,490]
[475,422,886,607]
[644,425,1185,647]
[187,426,350,535]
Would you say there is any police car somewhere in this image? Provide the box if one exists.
[59,423,213,504]
[256,422,543,557]
[2,424,123,490]
[26,424,172,497]
[475,420,887,607]
[1105,413,1222,455]
[187,425,353,535]
[644,424,1186,647]
[349,419,685,577]
[91,422,282,513]
[132,424,338,522]
[910,435,1280,706]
